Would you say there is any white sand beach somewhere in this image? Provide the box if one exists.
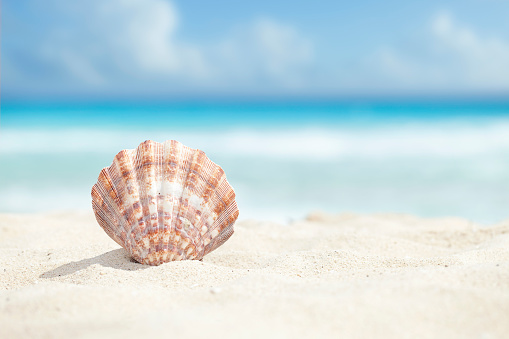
[1,211,508,338]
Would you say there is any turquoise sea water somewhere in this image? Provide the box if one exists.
[1,101,509,224]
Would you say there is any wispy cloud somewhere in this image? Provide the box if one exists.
[3,1,509,98]
[3,0,313,97]
[431,11,509,88]
[212,18,313,90]
[7,0,207,87]
[368,11,509,93]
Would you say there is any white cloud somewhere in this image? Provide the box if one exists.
[43,0,207,83]
[3,0,313,95]
[371,11,509,92]
[214,18,313,89]
[7,1,506,97]
[431,11,509,88]
[248,18,313,80]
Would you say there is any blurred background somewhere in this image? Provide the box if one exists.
[1,0,509,224]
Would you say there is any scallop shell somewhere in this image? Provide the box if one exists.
[91,140,239,265]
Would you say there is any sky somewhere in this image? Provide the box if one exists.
[2,0,509,101]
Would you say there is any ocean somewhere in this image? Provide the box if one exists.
[1,100,509,224]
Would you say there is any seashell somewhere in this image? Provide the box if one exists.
[91,140,239,265]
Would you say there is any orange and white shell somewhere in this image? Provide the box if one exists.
[91,140,239,265]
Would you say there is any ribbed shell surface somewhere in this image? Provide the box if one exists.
[91,140,239,265]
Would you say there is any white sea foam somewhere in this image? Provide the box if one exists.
[2,118,509,160]
[1,118,509,223]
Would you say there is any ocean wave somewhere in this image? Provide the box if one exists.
[2,120,509,160]
[1,120,509,223]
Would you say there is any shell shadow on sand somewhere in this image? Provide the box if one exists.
[39,248,148,279]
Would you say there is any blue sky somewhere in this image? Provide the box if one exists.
[3,0,509,100]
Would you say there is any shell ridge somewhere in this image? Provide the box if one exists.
[146,141,160,264]
[204,223,234,256]
[203,175,234,231]
[160,142,173,264]
[155,141,164,264]
[108,155,138,255]
[92,184,124,246]
[121,150,146,259]
[167,140,185,261]
[94,169,130,248]
[206,225,236,255]
[204,199,238,253]
[204,207,237,255]
[125,149,142,261]
[144,140,164,264]
[121,147,146,263]
[164,140,180,262]
[168,141,194,260]
[106,154,142,258]
[181,150,206,259]
[131,141,155,262]
[158,141,175,263]
[104,166,129,247]
[193,150,219,259]
[175,147,201,259]
[187,154,226,258]
[106,149,144,254]
[201,177,238,253]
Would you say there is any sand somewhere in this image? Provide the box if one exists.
[1,211,508,338]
